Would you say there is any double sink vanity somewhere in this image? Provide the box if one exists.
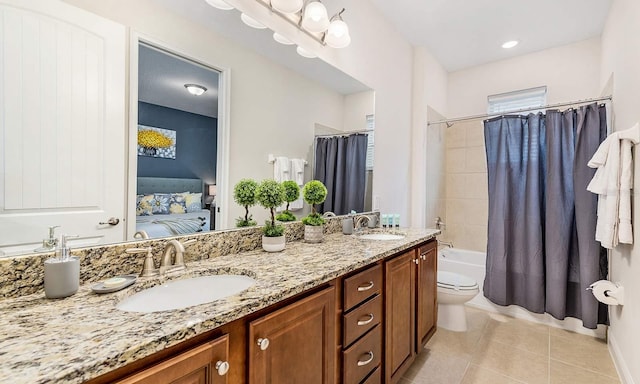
[0,221,439,384]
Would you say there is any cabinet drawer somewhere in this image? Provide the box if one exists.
[418,240,436,257]
[343,294,382,347]
[342,325,382,384]
[343,264,382,311]
[361,366,381,384]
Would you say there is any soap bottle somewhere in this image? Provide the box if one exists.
[394,214,400,228]
[44,234,80,299]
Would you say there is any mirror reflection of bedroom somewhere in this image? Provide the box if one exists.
[135,43,220,239]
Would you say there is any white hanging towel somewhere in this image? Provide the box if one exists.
[288,158,306,211]
[273,156,290,182]
[587,122,639,248]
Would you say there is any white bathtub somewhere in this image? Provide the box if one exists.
[438,246,606,338]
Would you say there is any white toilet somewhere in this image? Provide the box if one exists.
[437,271,479,332]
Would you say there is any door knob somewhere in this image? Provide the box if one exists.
[99,217,120,226]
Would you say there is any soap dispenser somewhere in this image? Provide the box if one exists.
[44,234,80,299]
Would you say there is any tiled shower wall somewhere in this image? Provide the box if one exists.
[440,120,488,252]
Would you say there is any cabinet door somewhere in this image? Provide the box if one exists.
[116,335,230,384]
[249,287,336,384]
[417,241,437,349]
[385,251,416,384]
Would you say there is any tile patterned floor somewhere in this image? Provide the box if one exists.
[401,308,621,384]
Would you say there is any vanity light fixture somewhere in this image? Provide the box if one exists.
[296,46,317,58]
[501,40,519,49]
[324,8,350,48]
[204,0,234,10]
[273,32,294,45]
[241,13,267,29]
[271,0,303,14]
[301,1,330,33]
[184,84,207,96]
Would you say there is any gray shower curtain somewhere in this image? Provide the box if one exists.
[484,103,608,329]
[314,134,368,215]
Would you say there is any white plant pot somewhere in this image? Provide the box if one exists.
[262,235,286,252]
[304,225,324,243]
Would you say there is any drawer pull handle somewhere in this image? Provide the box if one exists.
[257,338,270,351]
[357,351,374,366]
[357,313,375,326]
[357,281,375,291]
[215,361,229,376]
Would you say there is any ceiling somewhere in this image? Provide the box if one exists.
[139,43,219,118]
[369,0,613,72]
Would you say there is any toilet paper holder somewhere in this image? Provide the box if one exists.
[586,280,624,305]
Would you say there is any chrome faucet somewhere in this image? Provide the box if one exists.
[133,230,149,240]
[160,239,196,274]
[353,215,370,231]
[126,246,158,277]
[438,240,454,248]
[435,216,446,230]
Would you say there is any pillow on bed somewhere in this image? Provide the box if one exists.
[151,193,188,215]
[136,194,154,216]
[182,192,203,213]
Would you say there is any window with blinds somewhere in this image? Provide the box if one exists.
[366,114,375,170]
[487,86,547,115]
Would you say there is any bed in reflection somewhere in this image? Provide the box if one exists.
[135,177,211,238]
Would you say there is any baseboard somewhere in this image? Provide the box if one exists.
[609,333,636,384]
[465,301,607,339]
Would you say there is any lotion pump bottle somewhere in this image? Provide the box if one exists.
[44,234,80,299]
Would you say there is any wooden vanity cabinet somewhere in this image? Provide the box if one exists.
[114,335,230,384]
[248,286,336,384]
[416,241,438,348]
[384,239,438,383]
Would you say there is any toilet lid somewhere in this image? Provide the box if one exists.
[437,271,478,290]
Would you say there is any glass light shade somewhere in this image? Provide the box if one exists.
[204,0,233,10]
[296,46,317,59]
[273,32,294,45]
[184,84,207,96]
[241,13,267,29]
[271,0,303,14]
[301,2,330,33]
[325,19,351,48]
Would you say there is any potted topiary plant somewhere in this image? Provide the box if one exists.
[301,180,328,243]
[256,179,286,252]
[275,180,300,222]
[233,179,258,227]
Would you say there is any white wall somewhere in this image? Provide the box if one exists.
[600,0,640,382]
[411,47,449,228]
[444,38,602,251]
[343,91,375,132]
[62,0,345,228]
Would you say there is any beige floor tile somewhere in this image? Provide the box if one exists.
[550,331,618,378]
[550,359,620,384]
[471,336,549,384]
[549,327,605,345]
[426,327,484,360]
[403,349,469,384]
[461,364,524,384]
[466,307,492,331]
[483,317,549,356]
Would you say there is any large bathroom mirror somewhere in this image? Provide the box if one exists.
[0,0,374,257]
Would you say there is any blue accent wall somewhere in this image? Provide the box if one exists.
[137,102,217,185]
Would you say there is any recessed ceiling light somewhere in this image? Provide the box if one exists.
[184,84,207,96]
[502,40,519,49]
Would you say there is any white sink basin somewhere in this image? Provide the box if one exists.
[116,275,256,313]
[356,233,405,241]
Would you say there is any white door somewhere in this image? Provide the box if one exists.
[0,0,126,255]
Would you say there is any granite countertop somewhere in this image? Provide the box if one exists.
[0,228,438,383]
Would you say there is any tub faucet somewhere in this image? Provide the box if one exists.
[160,239,197,274]
[438,240,454,248]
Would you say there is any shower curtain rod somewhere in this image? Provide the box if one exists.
[314,129,373,138]
[427,95,613,127]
